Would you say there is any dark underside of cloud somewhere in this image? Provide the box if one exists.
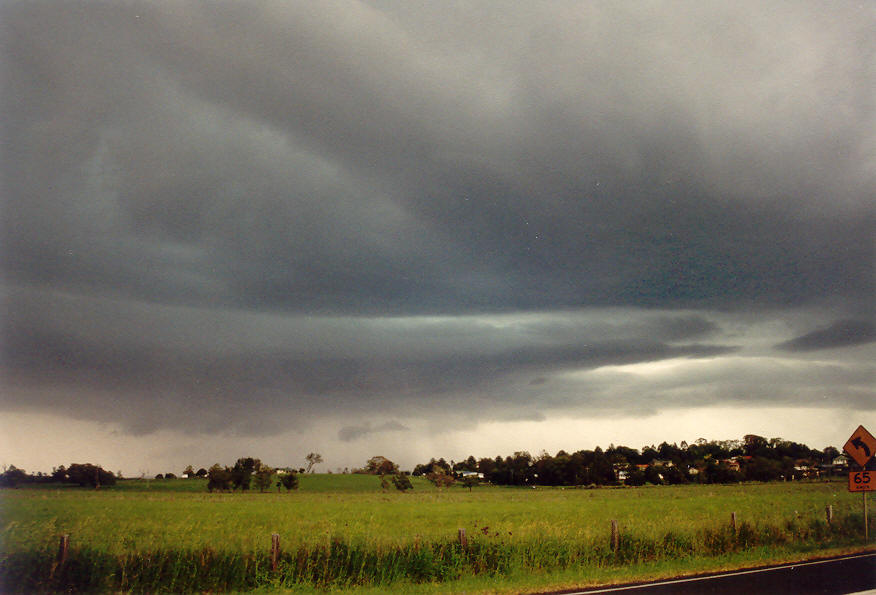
[776,319,876,352]
[0,1,873,435]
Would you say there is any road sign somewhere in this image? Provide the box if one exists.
[843,425,876,468]
[849,471,875,492]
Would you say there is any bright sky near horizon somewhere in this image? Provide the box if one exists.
[1,1,873,476]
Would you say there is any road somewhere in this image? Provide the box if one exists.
[547,552,876,595]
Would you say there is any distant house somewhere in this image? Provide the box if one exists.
[720,458,741,472]
[458,471,484,479]
[830,455,849,472]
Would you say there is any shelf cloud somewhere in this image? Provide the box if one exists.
[1,1,873,472]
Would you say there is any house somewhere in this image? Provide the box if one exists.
[832,455,849,469]
[458,470,484,479]
[720,458,741,472]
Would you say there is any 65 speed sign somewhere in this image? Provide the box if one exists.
[848,470,874,492]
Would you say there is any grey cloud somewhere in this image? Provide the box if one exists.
[0,2,873,439]
[2,2,873,316]
[1,285,738,434]
[338,421,409,442]
[776,319,876,352]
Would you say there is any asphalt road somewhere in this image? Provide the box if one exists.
[549,552,876,595]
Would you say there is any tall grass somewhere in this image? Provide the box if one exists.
[2,511,869,593]
[1,478,871,592]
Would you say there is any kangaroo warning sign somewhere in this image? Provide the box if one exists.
[843,425,876,468]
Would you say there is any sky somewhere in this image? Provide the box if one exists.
[1,1,873,477]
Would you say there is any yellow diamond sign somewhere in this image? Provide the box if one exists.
[843,425,876,468]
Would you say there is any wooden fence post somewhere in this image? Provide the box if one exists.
[730,512,737,535]
[826,505,833,526]
[57,534,69,566]
[610,520,619,553]
[271,533,280,572]
[458,528,468,550]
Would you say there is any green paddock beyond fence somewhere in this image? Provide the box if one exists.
[1,476,872,593]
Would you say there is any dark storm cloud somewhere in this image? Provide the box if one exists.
[338,421,408,442]
[2,1,873,315]
[1,2,873,435]
[776,319,876,352]
[1,285,739,433]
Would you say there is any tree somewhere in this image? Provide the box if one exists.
[66,464,115,488]
[305,453,323,473]
[231,457,260,491]
[195,468,208,478]
[624,466,647,486]
[391,473,413,492]
[821,446,840,464]
[743,434,769,457]
[365,456,398,475]
[279,471,299,491]
[460,475,479,492]
[426,471,455,488]
[253,464,274,492]
[51,465,67,482]
[207,464,232,492]
[183,465,195,477]
[0,465,29,488]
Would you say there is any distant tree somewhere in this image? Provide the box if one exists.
[821,446,840,464]
[391,473,413,492]
[207,464,232,492]
[460,475,479,492]
[366,456,398,475]
[164,472,177,479]
[426,471,455,488]
[742,457,772,481]
[305,453,323,473]
[183,465,195,477]
[155,473,164,480]
[743,434,769,457]
[66,464,115,488]
[661,465,688,485]
[51,465,67,482]
[644,465,664,485]
[624,467,646,486]
[0,465,29,488]
[195,468,208,478]
[279,471,299,491]
[231,457,260,491]
[253,464,274,492]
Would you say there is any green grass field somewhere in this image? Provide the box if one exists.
[1,475,872,593]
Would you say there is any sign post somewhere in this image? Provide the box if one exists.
[843,425,876,542]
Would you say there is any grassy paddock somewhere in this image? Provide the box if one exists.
[1,476,872,592]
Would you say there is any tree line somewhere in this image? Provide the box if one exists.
[0,435,859,490]
[0,463,117,489]
[410,435,852,487]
